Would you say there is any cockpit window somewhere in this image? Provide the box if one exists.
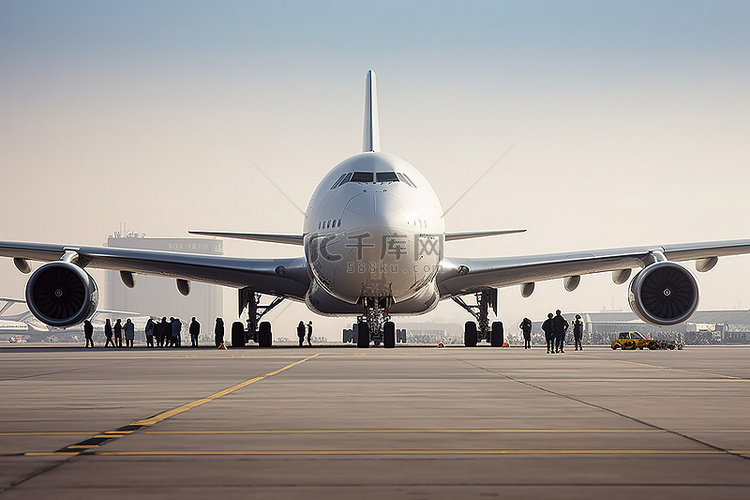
[331,173,347,189]
[331,172,352,189]
[351,172,374,183]
[399,172,417,188]
[376,172,398,183]
[333,171,416,187]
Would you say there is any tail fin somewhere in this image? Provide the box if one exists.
[362,70,380,152]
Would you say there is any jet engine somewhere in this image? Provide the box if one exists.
[25,261,99,327]
[628,261,699,326]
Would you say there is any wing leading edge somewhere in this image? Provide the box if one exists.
[0,241,310,300]
[437,239,750,298]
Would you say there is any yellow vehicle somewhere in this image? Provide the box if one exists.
[611,331,663,350]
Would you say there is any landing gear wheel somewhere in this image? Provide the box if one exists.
[464,321,478,347]
[490,321,504,347]
[258,321,272,347]
[231,321,245,347]
[384,321,396,349]
[356,322,369,348]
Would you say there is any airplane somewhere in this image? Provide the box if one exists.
[1,70,750,348]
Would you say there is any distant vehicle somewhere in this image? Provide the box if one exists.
[611,331,682,350]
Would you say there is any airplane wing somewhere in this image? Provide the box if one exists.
[0,241,310,300]
[437,239,750,297]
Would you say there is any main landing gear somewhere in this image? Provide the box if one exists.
[232,288,284,348]
[354,297,399,349]
[452,289,504,347]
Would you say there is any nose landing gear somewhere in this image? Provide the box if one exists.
[356,297,397,348]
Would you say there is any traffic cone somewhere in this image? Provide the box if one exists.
[218,342,227,350]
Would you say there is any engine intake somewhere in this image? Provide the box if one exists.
[25,262,99,327]
[628,261,699,326]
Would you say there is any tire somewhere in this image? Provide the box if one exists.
[258,321,272,347]
[384,321,396,349]
[490,321,504,347]
[231,321,245,348]
[464,321,478,347]
[357,322,369,348]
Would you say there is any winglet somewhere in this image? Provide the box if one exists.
[362,70,380,152]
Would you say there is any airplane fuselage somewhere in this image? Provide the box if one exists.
[303,152,445,316]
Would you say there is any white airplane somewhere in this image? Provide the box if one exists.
[2,70,750,348]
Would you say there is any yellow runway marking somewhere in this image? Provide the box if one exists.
[92,449,728,457]
[145,429,668,435]
[23,452,80,456]
[611,360,744,380]
[0,432,95,437]
[131,353,320,427]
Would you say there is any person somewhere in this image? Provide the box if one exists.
[573,314,584,351]
[114,319,123,347]
[552,309,569,354]
[83,320,94,348]
[158,317,168,347]
[124,318,135,348]
[104,318,115,348]
[520,317,532,349]
[189,317,200,347]
[542,313,554,354]
[145,318,155,347]
[171,317,182,347]
[307,321,313,346]
[165,317,174,347]
[297,321,306,347]
[214,317,224,347]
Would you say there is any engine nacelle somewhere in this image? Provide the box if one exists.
[25,262,99,327]
[628,261,699,326]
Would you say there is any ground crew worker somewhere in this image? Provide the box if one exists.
[114,319,123,347]
[542,313,554,354]
[83,320,94,348]
[104,318,115,347]
[552,309,569,353]
[307,321,313,346]
[297,321,306,347]
[171,317,181,347]
[124,318,135,348]
[573,314,584,351]
[214,317,224,347]
[520,317,532,349]
[189,317,200,347]
[145,318,155,347]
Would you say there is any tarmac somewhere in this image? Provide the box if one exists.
[0,343,749,499]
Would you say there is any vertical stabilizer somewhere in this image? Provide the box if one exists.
[362,70,380,152]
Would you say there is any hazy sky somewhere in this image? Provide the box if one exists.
[1,1,749,338]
